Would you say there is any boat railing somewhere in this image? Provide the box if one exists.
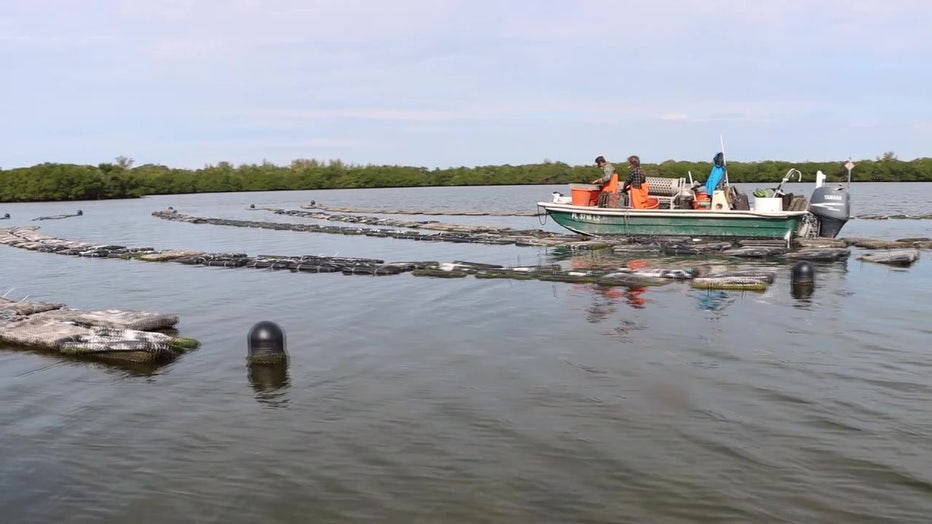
[646,177,689,208]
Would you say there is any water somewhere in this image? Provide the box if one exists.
[1,183,930,523]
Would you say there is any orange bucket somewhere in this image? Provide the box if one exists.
[569,184,601,206]
[693,189,711,209]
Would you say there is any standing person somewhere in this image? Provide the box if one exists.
[623,155,653,209]
[592,156,621,207]
[593,156,616,186]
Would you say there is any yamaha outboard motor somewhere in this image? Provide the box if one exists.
[808,185,850,237]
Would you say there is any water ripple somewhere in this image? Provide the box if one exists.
[1,186,931,522]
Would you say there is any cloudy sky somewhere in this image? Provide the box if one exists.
[2,0,929,168]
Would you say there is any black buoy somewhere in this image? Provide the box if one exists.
[791,261,815,285]
[2,213,9,219]
[247,321,287,365]
[76,209,83,216]
[791,261,815,299]
[250,203,255,209]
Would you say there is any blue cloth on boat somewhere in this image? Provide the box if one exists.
[705,152,727,195]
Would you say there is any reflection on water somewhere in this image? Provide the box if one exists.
[584,285,617,323]
[248,364,291,408]
[624,287,648,309]
[695,289,735,311]
[573,284,652,323]
[557,247,861,320]
[791,282,815,302]
[1,185,930,523]
[0,346,166,379]
[569,255,657,319]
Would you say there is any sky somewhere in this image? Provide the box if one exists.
[2,0,931,169]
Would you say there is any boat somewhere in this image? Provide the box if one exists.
[538,167,852,241]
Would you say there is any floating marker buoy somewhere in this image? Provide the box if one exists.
[791,261,814,285]
[247,321,287,365]
[791,261,815,299]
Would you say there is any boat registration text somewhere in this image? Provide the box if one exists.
[571,213,603,222]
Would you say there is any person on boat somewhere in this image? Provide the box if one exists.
[622,155,652,209]
[593,156,615,185]
[705,152,727,195]
[592,156,621,207]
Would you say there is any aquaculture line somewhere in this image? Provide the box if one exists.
[1,225,820,291]
[158,207,931,253]
[3,203,925,294]
[0,296,198,364]
[297,203,538,216]
[157,208,594,248]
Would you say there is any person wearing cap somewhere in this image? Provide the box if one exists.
[592,156,621,207]
[593,156,616,186]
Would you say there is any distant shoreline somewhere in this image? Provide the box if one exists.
[1,157,929,203]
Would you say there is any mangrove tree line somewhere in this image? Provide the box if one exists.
[1,153,929,202]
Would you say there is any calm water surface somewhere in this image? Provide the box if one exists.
[1,183,931,523]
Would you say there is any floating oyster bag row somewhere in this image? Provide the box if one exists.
[0,297,198,364]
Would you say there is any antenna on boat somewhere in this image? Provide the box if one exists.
[720,135,729,186]
[844,158,855,190]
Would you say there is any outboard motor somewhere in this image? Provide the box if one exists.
[808,185,850,237]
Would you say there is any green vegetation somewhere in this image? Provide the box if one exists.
[1,153,929,203]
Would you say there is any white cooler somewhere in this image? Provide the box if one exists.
[753,197,783,212]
